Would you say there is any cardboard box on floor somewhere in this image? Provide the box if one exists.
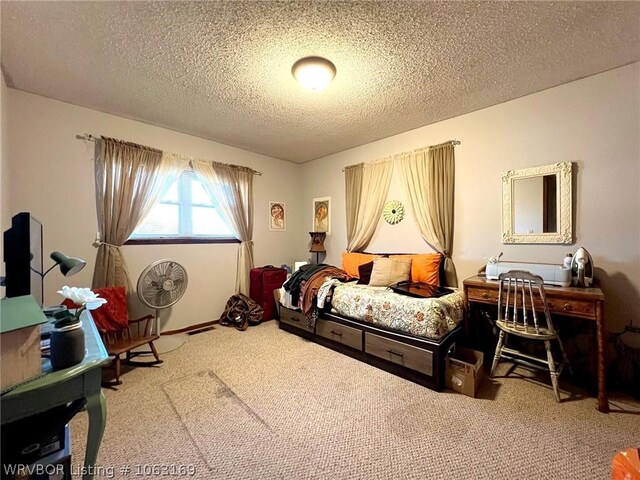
[445,347,484,397]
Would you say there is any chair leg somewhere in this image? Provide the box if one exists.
[545,340,561,402]
[557,337,573,375]
[149,341,163,364]
[114,354,122,385]
[490,331,506,377]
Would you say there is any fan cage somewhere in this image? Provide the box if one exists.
[137,259,188,309]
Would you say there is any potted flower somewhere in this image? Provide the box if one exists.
[50,286,107,369]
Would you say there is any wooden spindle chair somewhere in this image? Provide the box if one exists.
[489,270,571,402]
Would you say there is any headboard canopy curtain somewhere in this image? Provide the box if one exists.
[345,160,394,252]
[397,143,457,287]
[344,163,363,247]
[344,140,458,287]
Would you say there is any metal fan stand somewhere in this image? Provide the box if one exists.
[136,259,189,355]
[151,309,187,354]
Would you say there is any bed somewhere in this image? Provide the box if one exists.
[278,258,465,391]
[330,282,464,340]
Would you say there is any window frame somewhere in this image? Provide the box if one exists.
[126,170,239,245]
[125,237,240,245]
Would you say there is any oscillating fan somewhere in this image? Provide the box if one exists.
[136,259,188,353]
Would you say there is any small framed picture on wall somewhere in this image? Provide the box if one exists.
[269,202,286,231]
[312,197,331,235]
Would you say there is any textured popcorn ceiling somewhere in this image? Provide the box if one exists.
[2,1,639,163]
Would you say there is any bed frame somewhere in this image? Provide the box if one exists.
[279,305,460,391]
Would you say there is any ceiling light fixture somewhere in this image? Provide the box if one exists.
[292,56,336,92]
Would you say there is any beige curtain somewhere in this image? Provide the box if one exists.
[398,144,458,286]
[192,159,254,295]
[347,159,393,252]
[344,163,363,246]
[93,139,187,290]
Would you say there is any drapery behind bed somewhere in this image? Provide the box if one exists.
[344,141,458,287]
[345,160,393,252]
[397,143,458,287]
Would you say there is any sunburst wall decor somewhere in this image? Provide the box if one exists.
[383,200,405,225]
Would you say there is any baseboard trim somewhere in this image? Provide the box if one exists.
[163,320,220,336]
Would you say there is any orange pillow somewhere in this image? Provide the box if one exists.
[390,253,442,286]
[341,252,380,278]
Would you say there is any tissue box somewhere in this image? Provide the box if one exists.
[445,347,484,398]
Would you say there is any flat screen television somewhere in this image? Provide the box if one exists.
[3,212,44,305]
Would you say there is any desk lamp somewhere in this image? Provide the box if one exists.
[42,251,86,278]
[37,251,86,307]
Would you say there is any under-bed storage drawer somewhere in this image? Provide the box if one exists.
[316,319,362,350]
[279,307,314,334]
[365,333,433,376]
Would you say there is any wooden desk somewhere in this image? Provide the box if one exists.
[1,311,110,479]
[463,275,608,413]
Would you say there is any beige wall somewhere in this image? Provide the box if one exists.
[5,63,639,334]
[5,89,306,331]
[301,63,640,332]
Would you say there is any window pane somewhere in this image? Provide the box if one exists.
[191,177,213,206]
[161,178,180,203]
[131,170,234,240]
[192,206,233,236]
[134,204,180,235]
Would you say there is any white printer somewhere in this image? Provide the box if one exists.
[485,261,572,287]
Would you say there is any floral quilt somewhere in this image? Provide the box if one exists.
[330,283,465,340]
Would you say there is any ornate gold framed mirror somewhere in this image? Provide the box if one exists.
[502,162,573,244]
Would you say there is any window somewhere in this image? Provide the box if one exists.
[128,171,236,244]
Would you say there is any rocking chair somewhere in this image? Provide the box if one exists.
[63,286,162,384]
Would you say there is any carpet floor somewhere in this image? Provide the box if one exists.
[71,321,639,479]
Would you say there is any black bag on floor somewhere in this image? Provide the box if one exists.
[219,294,264,331]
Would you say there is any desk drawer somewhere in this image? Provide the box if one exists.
[467,287,595,318]
[466,287,498,304]
[279,308,314,334]
[365,333,433,376]
[316,319,362,350]
[546,298,595,317]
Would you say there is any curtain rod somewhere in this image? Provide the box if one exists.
[341,139,461,172]
[76,133,263,176]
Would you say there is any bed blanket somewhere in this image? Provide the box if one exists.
[330,283,465,340]
[283,264,351,316]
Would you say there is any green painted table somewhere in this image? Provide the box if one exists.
[1,311,109,480]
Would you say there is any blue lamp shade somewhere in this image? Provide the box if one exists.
[49,251,86,277]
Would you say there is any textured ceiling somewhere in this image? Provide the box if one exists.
[2,1,639,163]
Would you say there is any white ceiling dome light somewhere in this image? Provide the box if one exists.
[292,56,336,92]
